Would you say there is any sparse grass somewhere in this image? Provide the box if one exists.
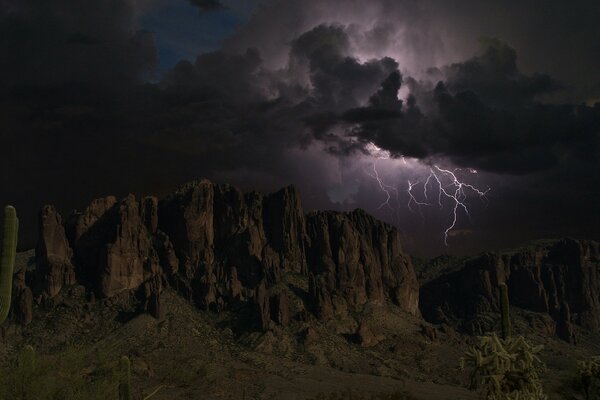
[308,389,417,400]
[0,344,119,399]
[162,356,208,387]
[577,356,600,400]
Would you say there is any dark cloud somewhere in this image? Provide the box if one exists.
[223,0,446,74]
[1,0,599,256]
[318,39,600,174]
[0,0,157,87]
[188,0,228,12]
[162,48,265,102]
[291,25,399,112]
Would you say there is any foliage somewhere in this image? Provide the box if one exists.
[577,356,600,400]
[0,205,18,324]
[460,333,547,400]
[162,356,207,387]
[0,344,119,399]
[0,344,165,400]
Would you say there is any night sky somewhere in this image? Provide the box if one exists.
[1,0,599,256]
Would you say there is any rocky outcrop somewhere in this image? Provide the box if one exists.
[12,262,32,325]
[419,238,600,341]
[157,183,310,309]
[306,209,419,320]
[256,280,271,331]
[27,181,600,344]
[66,194,162,298]
[270,291,290,326]
[356,322,379,347]
[39,194,166,318]
[31,179,419,330]
[35,205,76,298]
[158,180,215,282]
[263,186,308,276]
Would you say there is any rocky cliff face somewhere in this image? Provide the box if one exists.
[18,179,419,329]
[419,238,600,342]
[9,180,600,344]
[306,210,419,320]
[35,205,76,298]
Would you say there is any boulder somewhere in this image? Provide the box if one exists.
[356,321,379,347]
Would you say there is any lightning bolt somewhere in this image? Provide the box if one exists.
[426,166,489,245]
[364,143,399,214]
[364,143,490,246]
[407,179,428,217]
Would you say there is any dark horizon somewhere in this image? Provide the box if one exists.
[1,0,599,257]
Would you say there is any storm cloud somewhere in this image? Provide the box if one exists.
[187,0,228,12]
[330,38,600,174]
[0,0,157,86]
[1,0,599,255]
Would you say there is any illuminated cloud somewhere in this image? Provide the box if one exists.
[0,0,598,255]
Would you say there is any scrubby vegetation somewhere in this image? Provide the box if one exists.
[460,283,547,400]
[460,334,546,400]
[578,356,600,400]
[308,390,417,400]
[0,345,119,399]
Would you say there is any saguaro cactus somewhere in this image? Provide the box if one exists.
[0,205,19,325]
[119,356,132,400]
[499,283,511,340]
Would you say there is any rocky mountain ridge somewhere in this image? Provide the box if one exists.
[7,179,600,346]
[12,179,420,332]
[420,238,600,343]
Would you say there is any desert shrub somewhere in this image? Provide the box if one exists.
[460,333,547,400]
[163,357,207,387]
[0,344,119,400]
[308,389,417,400]
[577,356,600,400]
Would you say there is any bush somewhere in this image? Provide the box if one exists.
[0,344,119,400]
[578,356,600,400]
[460,333,547,400]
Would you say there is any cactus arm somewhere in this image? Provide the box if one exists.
[0,206,19,325]
[500,283,511,340]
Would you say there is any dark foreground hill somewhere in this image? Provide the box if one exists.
[1,179,599,399]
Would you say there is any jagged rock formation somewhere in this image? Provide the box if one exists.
[65,194,162,298]
[306,210,419,320]
[23,179,419,330]
[12,262,32,325]
[21,196,166,319]
[356,321,379,347]
[10,179,600,346]
[419,238,600,342]
[35,205,76,298]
